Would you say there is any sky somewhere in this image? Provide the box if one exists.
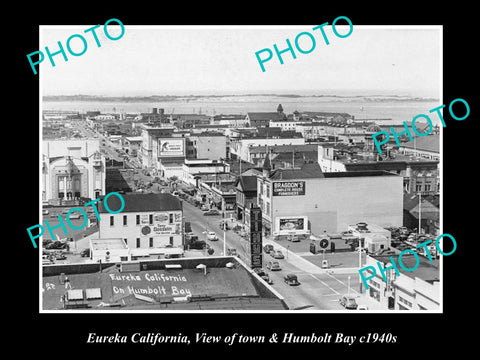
[39,25,442,98]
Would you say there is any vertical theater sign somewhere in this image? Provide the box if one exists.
[246,204,262,269]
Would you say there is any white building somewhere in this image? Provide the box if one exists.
[90,238,130,263]
[347,223,391,253]
[181,159,230,187]
[42,139,106,202]
[362,253,440,310]
[97,193,184,256]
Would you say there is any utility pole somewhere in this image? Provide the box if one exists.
[418,192,422,235]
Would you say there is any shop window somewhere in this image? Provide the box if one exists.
[123,215,127,226]
[110,216,114,226]
[149,214,153,225]
[169,236,174,246]
[149,238,153,248]
[169,213,174,224]
[136,238,140,248]
[136,215,140,225]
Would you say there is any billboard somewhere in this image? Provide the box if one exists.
[158,138,185,157]
[276,216,308,234]
[272,181,305,196]
[139,211,182,236]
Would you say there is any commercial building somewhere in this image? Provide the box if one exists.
[181,159,230,187]
[42,256,288,311]
[230,132,305,162]
[123,136,143,156]
[139,124,185,171]
[362,253,440,310]
[347,222,392,254]
[235,176,258,222]
[257,160,403,238]
[185,132,227,161]
[42,139,106,203]
[97,193,183,256]
[317,145,440,196]
[399,134,440,161]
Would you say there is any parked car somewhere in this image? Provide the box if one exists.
[284,274,301,286]
[204,209,220,216]
[80,248,90,257]
[42,239,53,247]
[42,209,49,215]
[287,235,300,242]
[339,295,358,309]
[266,261,281,271]
[46,241,66,250]
[253,268,273,284]
[226,248,237,256]
[201,204,209,211]
[207,231,218,241]
[55,253,67,260]
[188,240,206,250]
[165,253,183,259]
[357,305,369,310]
[270,250,284,259]
[263,244,274,254]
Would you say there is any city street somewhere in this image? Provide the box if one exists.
[181,199,362,311]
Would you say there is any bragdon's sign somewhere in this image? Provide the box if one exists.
[272,181,305,196]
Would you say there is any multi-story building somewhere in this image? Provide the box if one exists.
[256,158,403,238]
[97,193,183,255]
[185,132,227,161]
[361,253,440,310]
[317,145,439,196]
[235,175,258,222]
[42,139,106,203]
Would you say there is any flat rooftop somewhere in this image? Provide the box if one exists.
[371,253,439,282]
[91,238,127,251]
[42,257,287,311]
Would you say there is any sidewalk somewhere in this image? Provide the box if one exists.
[263,236,359,276]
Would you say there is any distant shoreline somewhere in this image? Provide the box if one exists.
[43,94,438,103]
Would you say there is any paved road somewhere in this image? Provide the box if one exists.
[181,199,361,311]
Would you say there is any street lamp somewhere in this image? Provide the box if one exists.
[347,276,351,297]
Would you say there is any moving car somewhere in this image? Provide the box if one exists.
[284,274,301,286]
[204,209,220,216]
[270,250,284,259]
[266,261,281,271]
[207,231,218,241]
[339,295,358,309]
[263,244,274,254]
[253,268,273,284]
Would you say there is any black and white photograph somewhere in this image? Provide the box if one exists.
[38,24,443,313]
[16,4,476,355]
